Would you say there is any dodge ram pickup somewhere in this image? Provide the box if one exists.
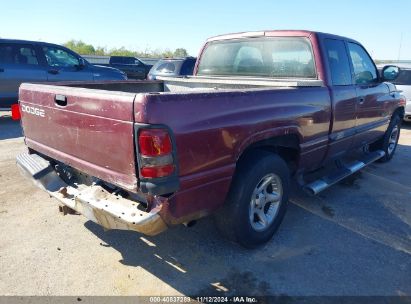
[15,30,405,248]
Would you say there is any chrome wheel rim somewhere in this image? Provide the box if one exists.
[249,173,282,232]
[387,125,399,155]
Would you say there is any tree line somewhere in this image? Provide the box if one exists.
[63,40,189,58]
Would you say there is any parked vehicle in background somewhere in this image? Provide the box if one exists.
[147,57,196,80]
[378,63,411,122]
[83,55,159,69]
[16,30,405,248]
[0,39,127,108]
[86,56,152,79]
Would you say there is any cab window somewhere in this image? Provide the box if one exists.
[324,39,352,86]
[0,44,39,65]
[43,46,79,68]
[347,42,378,84]
[197,37,316,78]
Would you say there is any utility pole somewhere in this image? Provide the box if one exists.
[397,32,403,62]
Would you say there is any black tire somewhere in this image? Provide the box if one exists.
[214,150,290,248]
[371,114,401,162]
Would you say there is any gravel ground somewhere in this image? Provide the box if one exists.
[0,111,410,296]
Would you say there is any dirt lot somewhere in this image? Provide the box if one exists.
[0,111,410,296]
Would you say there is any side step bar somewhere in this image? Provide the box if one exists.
[304,150,385,195]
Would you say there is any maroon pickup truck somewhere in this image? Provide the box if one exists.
[16,30,405,248]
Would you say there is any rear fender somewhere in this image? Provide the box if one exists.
[235,126,302,161]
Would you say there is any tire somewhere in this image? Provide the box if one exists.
[371,114,401,162]
[214,150,290,248]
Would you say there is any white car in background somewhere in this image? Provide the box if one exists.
[378,63,411,122]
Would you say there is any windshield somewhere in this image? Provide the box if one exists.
[197,37,316,78]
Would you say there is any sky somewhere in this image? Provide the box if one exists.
[0,0,410,60]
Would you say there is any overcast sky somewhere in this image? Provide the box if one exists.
[1,0,410,60]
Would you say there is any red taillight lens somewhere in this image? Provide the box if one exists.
[140,164,174,178]
[138,129,172,157]
[11,104,21,120]
[138,128,175,178]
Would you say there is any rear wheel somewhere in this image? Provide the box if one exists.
[214,151,290,248]
[371,114,401,162]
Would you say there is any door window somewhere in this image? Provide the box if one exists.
[133,58,143,66]
[324,39,352,86]
[123,57,134,64]
[43,46,79,68]
[347,42,378,84]
[0,44,39,65]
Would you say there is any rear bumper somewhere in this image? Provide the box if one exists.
[16,152,167,236]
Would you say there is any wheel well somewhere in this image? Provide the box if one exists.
[393,107,405,119]
[238,134,300,173]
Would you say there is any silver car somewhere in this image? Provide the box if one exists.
[378,63,411,122]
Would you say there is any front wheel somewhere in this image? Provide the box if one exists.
[214,151,290,248]
[371,115,401,162]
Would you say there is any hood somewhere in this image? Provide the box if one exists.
[92,64,123,73]
[90,64,127,80]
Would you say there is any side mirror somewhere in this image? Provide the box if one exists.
[382,65,400,81]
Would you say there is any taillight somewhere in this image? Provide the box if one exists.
[138,128,174,178]
[11,104,21,120]
[140,164,174,178]
[138,129,172,156]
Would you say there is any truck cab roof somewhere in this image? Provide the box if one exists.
[206,30,361,45]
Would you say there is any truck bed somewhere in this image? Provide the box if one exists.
[19,77,327,194]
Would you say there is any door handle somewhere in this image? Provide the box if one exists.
[358,96,365,104]
[0,68,4,72]
[48,69,59,75]
[55,94,67,107]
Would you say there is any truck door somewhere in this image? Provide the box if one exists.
[42,45,94,81]
[347,42,391,148]
[0,43,47,108]
[323,38,357,159]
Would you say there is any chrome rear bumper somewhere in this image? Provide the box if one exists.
[16,152,167,236]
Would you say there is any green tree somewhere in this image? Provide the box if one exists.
[173,48,188,57]
[95,46,107,56]
[63,40,191,58]
[64,40,96,55]
[109,47,136,57]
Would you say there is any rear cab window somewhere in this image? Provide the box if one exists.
[197,37,316,78]
[0,43,39,65]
